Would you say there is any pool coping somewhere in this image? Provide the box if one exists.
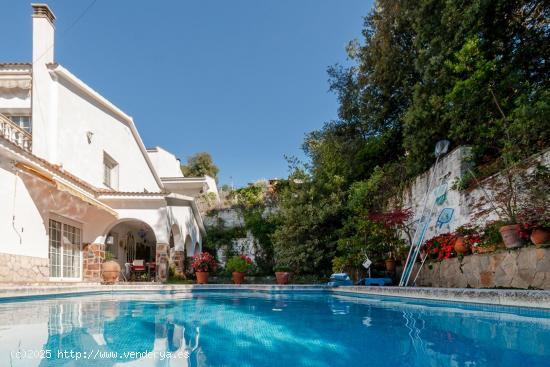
[330,286,550,310]
[0,283,549,309]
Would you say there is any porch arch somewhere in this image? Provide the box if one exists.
[184,235,194,256]
[169,224,185,251]
[104,219,157,264]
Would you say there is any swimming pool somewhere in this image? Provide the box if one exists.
[0,290,549,366]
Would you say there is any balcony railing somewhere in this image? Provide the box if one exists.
[0,113,32,151]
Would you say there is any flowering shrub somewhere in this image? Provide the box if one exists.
[368,208,413,229]
[191,252,218,273]
[425,223,504,258]
[226,255,253,273]
[423,233,457,261]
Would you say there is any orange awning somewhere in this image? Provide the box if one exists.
[55,181,118,217]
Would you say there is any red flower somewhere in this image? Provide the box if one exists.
[423,233,457,261]
[191,252,218,272]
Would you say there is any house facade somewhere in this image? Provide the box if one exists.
[0,4,217,283]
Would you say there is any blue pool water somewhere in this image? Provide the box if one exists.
[0,291,549,366]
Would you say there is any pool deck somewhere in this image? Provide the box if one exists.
[0,283,549,309]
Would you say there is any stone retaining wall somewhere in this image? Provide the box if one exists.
[414,247,550,289]
[0,252,48,282]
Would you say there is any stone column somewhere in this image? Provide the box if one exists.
[155,243,169,282]
[173,250,185,276]
[83,243,105,282]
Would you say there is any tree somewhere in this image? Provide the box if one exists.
[274,0,550,278]
[181,152,219,180]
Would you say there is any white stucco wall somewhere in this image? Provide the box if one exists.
[51,77,160,192]
[27,10,160,193]
[0,160,48,258]
[204,175,219,198]
[400,146,473,242]
[147,146,183,178]
[0,157,117,260]
[167,204,201,255]
[99,197,202,257]
[203,208,244,228]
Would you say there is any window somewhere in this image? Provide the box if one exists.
[8,115,32,133]
[103,152,119,189]
[49,218,81,279]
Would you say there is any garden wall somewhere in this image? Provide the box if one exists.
[204,208,258,266]
[413,247,550,289]
[401,146,550,243]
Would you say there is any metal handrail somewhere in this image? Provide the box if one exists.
[0,113,32,151]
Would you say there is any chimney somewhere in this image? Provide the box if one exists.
[32,3,56,64]
[31,4,57,162]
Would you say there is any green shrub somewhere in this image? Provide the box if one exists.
[225,256,253,273]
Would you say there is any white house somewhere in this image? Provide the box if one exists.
[0,4,218,283]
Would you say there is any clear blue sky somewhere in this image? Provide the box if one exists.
[2,0,373,187]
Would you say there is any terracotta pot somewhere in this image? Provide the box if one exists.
[275,271,291,285]
[531,228,550,247]
[232,271,245,284]
[195,271,209,284]
[454,237,469,254]
[385,258,396,272]
[499,224,523,249]
[101,260,121,284]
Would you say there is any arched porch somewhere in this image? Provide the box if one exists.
[106,219,157,281]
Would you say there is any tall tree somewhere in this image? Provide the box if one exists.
[181,152,219,180]
[273,0,550,276]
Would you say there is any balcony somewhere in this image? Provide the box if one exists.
[0,113,32,151]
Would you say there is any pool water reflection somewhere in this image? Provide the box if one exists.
[0,291,549,366]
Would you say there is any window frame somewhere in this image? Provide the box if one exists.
[48,214,82,281]
[103,152,119,189]
[7,115,32,133]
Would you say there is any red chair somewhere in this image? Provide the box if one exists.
[131,260,146,281]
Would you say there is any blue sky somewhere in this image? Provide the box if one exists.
[2,0,372,187]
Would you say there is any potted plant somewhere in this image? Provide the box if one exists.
[530,221,550,247]
[101,251,120,284]
[225,255,253,284]
[274,265,292,285]
[465,164,523,249]
[471,221,501,254]
[519,219,550,247]
[518,206,550,247]
[518,165,550,247]
[453,225,478,255]
[191,252,217,284]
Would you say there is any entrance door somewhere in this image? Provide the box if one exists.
[49,218,82,279]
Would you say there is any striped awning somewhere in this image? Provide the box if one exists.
[55,181,119,217]
[0,77,31,90]
[15,162,118,217]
